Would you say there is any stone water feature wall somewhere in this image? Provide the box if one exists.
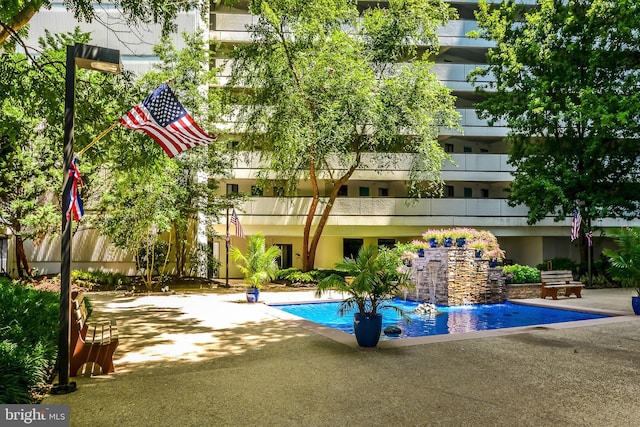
[404,248,506,305]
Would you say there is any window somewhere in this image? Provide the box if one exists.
[444,143,454,153]
[378,187,389,197]
[378,239,395,248]
[337,185,348,196]
[226,183,239,194]
[463,146,472,153]
[446,185,454,197]
[480,148,489,153]
[275,244,293,269]
[251,186,263,196]
[359,186,370,197]
[464,187,473,198]
[273,186,285,197]
[343,239,363,260]
[481,188,489,198]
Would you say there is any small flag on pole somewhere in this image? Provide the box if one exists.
[571,207,582,242]
[585,231,593,247]
[119,83,216,158]
[231,209,245,238]
[66,156,84,222]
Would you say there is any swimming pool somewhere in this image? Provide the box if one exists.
[271,299,609,339]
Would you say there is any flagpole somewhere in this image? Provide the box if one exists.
[225,207,230,288]
[76,121,120,157]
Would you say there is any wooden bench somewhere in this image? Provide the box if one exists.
[540,270,585,300]
[70,291,119,377]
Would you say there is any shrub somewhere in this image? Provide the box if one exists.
[580,273,616,289]
[0,278,59,403]
[275,268,317,285]
[536,257,577,272]
[502,264,541,284]
[72,270,132,291]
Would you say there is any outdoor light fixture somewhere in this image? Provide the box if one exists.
[51,43,121,395]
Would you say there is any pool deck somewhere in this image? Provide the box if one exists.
[44,288,640,426]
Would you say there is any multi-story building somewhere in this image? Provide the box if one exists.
[211,0,630,277]
[6,1,634,278]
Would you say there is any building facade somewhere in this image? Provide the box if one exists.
[7,1,635,278]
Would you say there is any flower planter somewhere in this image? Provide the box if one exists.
[443,237,453,247]
[632,296,640,315]
[417,248,425,257]
[428,238,438,248]
[354,313,383,347]
[246,287,260,303]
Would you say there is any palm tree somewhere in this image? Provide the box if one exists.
[230,233,281,289]
[315,244,413,319]
[603,227,640,296]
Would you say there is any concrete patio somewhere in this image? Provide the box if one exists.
[44,288,640,426]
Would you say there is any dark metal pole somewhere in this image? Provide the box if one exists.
[587,217,592,284]
[225,207,229,287]
[52,45,77,394]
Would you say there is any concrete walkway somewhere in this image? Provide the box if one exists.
[44,288,640,426]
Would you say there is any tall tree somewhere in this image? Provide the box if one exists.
[469,0,640,263]
[0,0,208,46]
[95,32,233,281]
[226,0,460,271]
[0,28,128,277]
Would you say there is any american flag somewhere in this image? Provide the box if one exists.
[120,83,216,158]
[585,231,593,247]
[231,209,245,238]
[66,157,84,222]
[570,208,582,242]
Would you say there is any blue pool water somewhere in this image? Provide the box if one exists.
[272,299,608,339]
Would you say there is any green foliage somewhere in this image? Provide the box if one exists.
[96,32,232,281]
[502,264,540,284]
[227,0,459,270]
[470,0,640,262]
[230,233,282,289]
[536,257,578,272]
[579,273,615,289]
[315,244,413,319]
[71,270,131,291]
[0,278,59,403]
[0,28,136,276]
[0,0,209,46]
[603,227,640,295]
[275,268,317,285]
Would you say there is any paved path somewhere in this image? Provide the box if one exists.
[44,288,640,426]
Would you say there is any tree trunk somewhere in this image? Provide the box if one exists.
[14,233,32,278]
[302,153,361,271]
[0,3,40,45]
[173,224,187,277]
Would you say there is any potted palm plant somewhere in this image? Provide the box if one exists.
[230,232,282,303]
[315,244,414,347]
[602,227,640,315]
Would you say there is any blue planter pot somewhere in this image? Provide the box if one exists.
[353,313,382,347]
[456,237,466,247]
[474,250,483,258]
[246,287,260,303]
[417,248,425,257]
[428,238,438,248]
[443,237,453,247]
[632,296,640,315]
